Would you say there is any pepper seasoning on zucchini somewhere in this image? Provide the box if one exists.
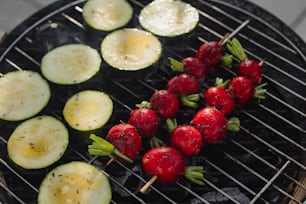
[0,70,50,121]
[38,161,112,204]
[7,115,69,169]
[41,44,101,85]
[63,90,113,132]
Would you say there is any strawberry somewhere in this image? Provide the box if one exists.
[226,38,263,84]
[191,107,240,143]
[196,41,224,67]
[238,59,262,85]
[88,124,142,163]
[149,90,179,119]
[166,73,200,108]
[166,73,199,95]
[106,124,142,161]
[228,76,267,104]
[170,125,203,157]
[140,146,204,187]
[204,86,235,115]
[128,107,160,138]
[168,57,207,79]
[204,78,235,116]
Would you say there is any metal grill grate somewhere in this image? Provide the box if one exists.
[0,0,305,203]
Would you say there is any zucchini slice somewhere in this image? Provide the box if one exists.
[0,70,50,121]
[101,28,162,71]
[63,90,113,131]
[139,0,199,37]
[82,0,133,31]
[7,115,69,169]
[38,161,112,204]
[41,44,101,85]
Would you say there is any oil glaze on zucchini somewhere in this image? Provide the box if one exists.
[101,28,162,72]
[38,161,112,204]
[139,0,199,37]
[7,115,68,169]
[41,44,101,85]
[63,90,113,131]
[82,0,133,31]
[0,70,50,121]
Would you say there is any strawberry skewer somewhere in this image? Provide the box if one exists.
[88,123,142,163]
[140,146,204,193]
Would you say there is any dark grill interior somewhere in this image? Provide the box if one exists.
[0,0,305,203]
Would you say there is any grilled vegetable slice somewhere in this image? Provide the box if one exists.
[82,0,133,31]
[0,70,50,121]
[101,28,162,71]
[139,0,199,37]
[41,44,101,85]
[38,161,111,204]
[7,115,68,169]
[63,90,113,131]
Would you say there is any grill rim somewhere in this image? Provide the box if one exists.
[0,0,305,203]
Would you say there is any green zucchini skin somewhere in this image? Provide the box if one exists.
[139,0,199,37]
[82,0,133,32]
[100,28,162,78]
[63,90,113,132]
[41,44,102,85]
[38,161,112,204]
[0,70,51,121]
[7,115,69,170]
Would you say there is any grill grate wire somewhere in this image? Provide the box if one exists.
[0,0,305,203]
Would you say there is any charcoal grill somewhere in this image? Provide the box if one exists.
[0,0,305,203]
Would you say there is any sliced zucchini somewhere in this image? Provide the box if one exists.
[38,161,112,204]
[139,0,199,37]
[41,44,101,85]
[82,0,133,31]
[0,70,50,121]
[7,115,69,169]
[101,28,162,71]
[63,90,113,131]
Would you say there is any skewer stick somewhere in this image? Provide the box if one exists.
[139,175,158,194]
[258,59,265,66]
[105,157,115,166]
[221,19,250,45]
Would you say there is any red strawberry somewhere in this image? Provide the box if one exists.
[166,73,199,95]
[149,90,179,119]
[140,146,204,189]
[191,107,227,143]
[238,59,262,85]
[168,57,207,79]
[106,123,142,161]
[196,41,224,67]
[228,76,267,104]
[128,108,160,138]
[204,86,235,115]
[170,125,203,157]
[166,74,200,108]
[228,76,254,104]
[226,38,263,84]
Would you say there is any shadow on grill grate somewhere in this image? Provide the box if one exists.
[0,0,305,203]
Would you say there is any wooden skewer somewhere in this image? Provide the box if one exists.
[139,175,158,194]
[259,59,265,66]
[105,157,115,166]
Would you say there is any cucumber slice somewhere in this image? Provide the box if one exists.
[41,44,101,85]
[101,28,162,71]
[63,90,113,131]
[0,70,50,121]
[139,0,199,37]
[7,115,69,169]
[38,161,112,204]
[82,0,133,31]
